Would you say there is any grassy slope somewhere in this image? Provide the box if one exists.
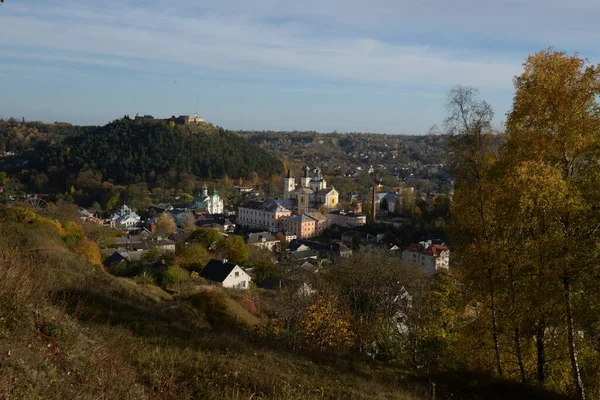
[0,226,421,399]
[0,210,575,400]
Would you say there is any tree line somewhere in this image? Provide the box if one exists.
[449,49,600,399]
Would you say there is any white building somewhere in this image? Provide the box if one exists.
[110,204,141,227]
[194,185,224,214]
[237,200,292,231]
[199,259,251,289]
[402,240,450,274]
[326,210,367,228]
[283,167,339,214]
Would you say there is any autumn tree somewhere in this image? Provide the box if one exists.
[501,49,600,399]
[445,85,503,376]
[181,212,197,232]
[75,237,102,266]
[328,250,428,359]
[161,265,189,292]
[301,295,355,352]
[156,213,176,237]
[249,247,280,283]
[176,243,210,272]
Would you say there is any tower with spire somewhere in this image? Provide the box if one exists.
[283,168,295,200]
[282,166,339,214]
[300,166,311,188]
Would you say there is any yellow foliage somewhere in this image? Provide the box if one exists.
[301,296,355,352]
[75,238,102,266]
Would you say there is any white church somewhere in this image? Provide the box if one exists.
[194,184,224,214]
[282,167,339,214]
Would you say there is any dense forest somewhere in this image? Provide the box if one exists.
[0,117,283,189]
[44,118,283,183]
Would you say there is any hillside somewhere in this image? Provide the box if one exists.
[236,130,453,195]
[0,118,283,187]
[0,204,574,400]
[0,204,419,399]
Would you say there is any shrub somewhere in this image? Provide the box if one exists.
[162,265,189,290]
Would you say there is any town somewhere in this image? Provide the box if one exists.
[2,5,597,394]
[70,163,451,290]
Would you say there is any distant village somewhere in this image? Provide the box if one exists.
[73,165,450,291]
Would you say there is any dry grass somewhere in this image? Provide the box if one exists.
[0,246,422,399]
[0,211,566,400]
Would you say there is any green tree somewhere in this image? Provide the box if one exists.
[176,243,210,272]
[249,247,280,283]
[217,235,249,265]
[189,228,222,250]
[162,265,189,291]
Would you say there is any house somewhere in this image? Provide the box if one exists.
[169,231,193,243]
[199,259,251,289]
[298,261,319,274]
[152,237,176,252]
[376,192,400,213]
[288,249,319,261]
[341,230,363,248]
[237,200,292,231]
[326,210,367,228]
[195,214,235,232]
[103,251,128,270]
[402,240,450,273]
[284,232,297,242]
[115,235,176,253]
[247,232,279,250]
[80,208,116,228]
[288,239,352,260]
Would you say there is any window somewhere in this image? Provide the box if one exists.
[235,271,239,277]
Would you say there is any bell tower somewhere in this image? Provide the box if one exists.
[283,168,295,200]
[301,166,311,188]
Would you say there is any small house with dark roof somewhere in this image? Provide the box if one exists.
[199,258,251,289]
[103,251,128,270]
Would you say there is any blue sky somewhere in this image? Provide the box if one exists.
[1,0,598,134]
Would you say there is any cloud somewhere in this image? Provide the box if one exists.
[0,1,530,89]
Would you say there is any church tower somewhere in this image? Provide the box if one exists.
[300,166,311,188]
[283,168,295,200]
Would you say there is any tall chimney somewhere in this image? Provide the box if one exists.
[371,185,377,223]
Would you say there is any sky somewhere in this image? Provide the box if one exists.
[1,0,599,134]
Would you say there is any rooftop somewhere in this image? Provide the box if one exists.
[240,200,290,213]
[199,258,240,283]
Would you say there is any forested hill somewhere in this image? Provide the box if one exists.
[2,118,283,185]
